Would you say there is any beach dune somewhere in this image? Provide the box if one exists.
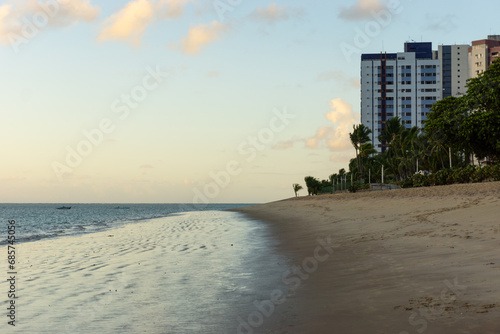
[237,182,500,334]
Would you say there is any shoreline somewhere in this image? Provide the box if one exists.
[235,182,500,333]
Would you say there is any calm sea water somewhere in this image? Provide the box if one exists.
[0,203,254,245]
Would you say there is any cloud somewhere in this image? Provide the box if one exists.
[206,70,220,78]
[424,13,457,33]
[139,164,154,169]
[250,3,304,25]
[98,0,154,46]
[0,0,99,45]
[170,20,229,55]
[157,0,192,19]
[0,175,26,182]
[306,98,359,151]
[338,0,386,21]
[273,99,359,153]
[98,0,192,46]
[316,70,360,88]
[272,139,298,150]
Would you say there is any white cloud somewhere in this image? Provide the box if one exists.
[0,0,99,45]
[338,0,386,21]
[170,20,229,55]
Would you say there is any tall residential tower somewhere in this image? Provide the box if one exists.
[361,42,441,152]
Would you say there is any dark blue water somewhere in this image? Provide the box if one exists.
[0,203,254,245]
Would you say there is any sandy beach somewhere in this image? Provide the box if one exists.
[236,182,500,334]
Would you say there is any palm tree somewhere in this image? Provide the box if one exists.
[359,142,377,159]
[292,183,303,197]
[379,117,405,154]
[350,124,372,177]
[379,117,406,180]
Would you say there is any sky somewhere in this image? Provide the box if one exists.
[0,0,498,203]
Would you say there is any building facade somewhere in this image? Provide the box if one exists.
[438,44,470,98]
[361,42,441,152]
[468,35,500,79]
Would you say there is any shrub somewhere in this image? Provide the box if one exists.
[395,164,499,189]
[412,173,430,187]
[399,177,413,188]
[348,183,360,193]
[453,165,476,184]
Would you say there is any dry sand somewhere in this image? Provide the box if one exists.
[237,182,500,334]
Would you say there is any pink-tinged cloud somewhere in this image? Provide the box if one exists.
[316,70,360,88]
[206,70,220,78]
[98,0,192,46]
[0,0,99,45]
[272,139,297,150]
[170,20,229,55]
[338,0,386,21]
[157,0,192,19]
[140,164,154,169]
[98,0,154,47]
[306,98,359,151]
[250,3,303,25]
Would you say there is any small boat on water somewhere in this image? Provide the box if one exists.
[114,206,130,209]
[56,206,71,210]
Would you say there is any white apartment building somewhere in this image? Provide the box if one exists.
[361,42,442,152]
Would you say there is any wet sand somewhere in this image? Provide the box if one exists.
[1,211,289,334]
[236,182,500,334]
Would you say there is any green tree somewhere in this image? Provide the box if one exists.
[462,59,500,162]
[425,96,470,169]
[378,117,405,154]
[292,183,303,197]
[304,176,321,195]
[378,117,405,181]
[349,124,372,177]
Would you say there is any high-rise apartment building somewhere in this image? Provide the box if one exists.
[438,44,470,97]
[361,42,441,152]
[469,35,500,79]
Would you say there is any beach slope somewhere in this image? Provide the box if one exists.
[237,182,500,334]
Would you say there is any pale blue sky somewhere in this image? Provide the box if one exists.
[0,0,498,203]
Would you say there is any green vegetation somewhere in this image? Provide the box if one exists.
[292,183,303,197]
[294,59,500,195]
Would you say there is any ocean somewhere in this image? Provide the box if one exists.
[0,204,291,333]
[0,203,252,245]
